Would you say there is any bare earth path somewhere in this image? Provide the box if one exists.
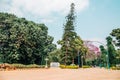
[0,68,120,80]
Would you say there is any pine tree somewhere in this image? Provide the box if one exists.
[58,3,86,65]
[63,3,76,65]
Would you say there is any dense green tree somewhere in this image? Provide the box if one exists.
[70,36,87,65]
[99,45,107,67]
[110,28,120,47]
[48,49,62,62]
[58,3,86,65]
[110,28,120,65]
[0,12,56,64]
[58,3,76,65]
[106,36,117,66]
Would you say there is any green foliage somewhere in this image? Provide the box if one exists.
[11,64,45,69]
[106,36,117,66]
[111,65,120,70]
[0,12,56,64]
[110,28,120,65]
[110,28,120,47]
[60,65,79,69]
[99,29,120,68]
[99,45,107,67]
[82,65,91,68]
[58,3,86,65]
[48,49,62,62]
[116,49,120,64]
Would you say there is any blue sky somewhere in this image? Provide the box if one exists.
[0,0,120,47]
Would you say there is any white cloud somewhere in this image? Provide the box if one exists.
[0,0,89,23]
[1,0,89,16]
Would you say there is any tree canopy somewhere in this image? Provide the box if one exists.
[0,12,56,64]
[110,28,120,48]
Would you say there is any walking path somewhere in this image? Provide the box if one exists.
[0,68,120,80]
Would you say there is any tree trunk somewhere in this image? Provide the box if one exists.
[77,50,80,67]
[72,57,74,64]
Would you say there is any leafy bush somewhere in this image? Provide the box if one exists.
[111,65,120,70]
[60,65,79,69]
[11,64,45,69]
[82,65,91,68]
[11,64,26,69]
[0,63,16,70]
[111,66,117,70]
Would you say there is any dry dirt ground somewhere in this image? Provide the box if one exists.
[0,68,120,80]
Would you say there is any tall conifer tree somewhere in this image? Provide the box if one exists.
[58,3,86,65]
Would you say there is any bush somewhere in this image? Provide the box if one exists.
[111,66,117,70]
[60,65,79,69]
[82,65,91,68]
[0,63,16,70]
[111,65,120,70]
[11,64,26,69]
[11,64,45,69]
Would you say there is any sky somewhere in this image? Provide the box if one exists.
[0,0,120,47]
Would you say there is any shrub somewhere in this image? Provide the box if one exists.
[0,63,16,70]
[11,64,45,69]
[11,64,26,69]
[111,65,120,70]
[82,65,91,68]
[60,65,79,69]
[111,66,117,70]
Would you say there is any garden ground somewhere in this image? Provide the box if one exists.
[0,68,120,80]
